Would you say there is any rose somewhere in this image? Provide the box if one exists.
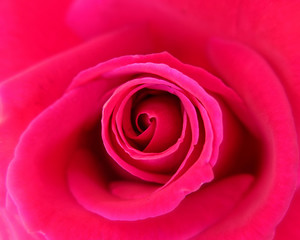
[0,0,299,240]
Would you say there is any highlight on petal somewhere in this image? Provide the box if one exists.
[0,208,46,240]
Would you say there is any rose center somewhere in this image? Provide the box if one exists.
[128,90,183,152]
[136,113,153,132]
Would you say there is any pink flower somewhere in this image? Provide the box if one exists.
[0,0,299,239]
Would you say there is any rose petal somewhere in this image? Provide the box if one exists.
[68,144,253,239]
[198,38,299,239]
[67,0,215,70]
[0,0,79,80]
[274,188,300,240]
[0,26,154,207]
[6,79,110,235]
[0,208,45,240]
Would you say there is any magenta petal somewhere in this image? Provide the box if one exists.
[274,188,300,240]
[0,0,79,80]
[6,78,110,235]
[200,38,299,239]
[109,174,254,240]
[0,208,45,240]
[0,26,154,207]
[67,145,212,221]
[111,174,253,240]
[67,148,167,220]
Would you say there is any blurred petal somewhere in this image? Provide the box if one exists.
[274,189,300,240]
[0,0,79,80]
[0,208,45,240]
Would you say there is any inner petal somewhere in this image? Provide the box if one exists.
[136,113,153,132]
[130,91,183,152]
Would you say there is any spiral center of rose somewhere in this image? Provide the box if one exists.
[129,90,183,152]
[136,113,152,132]
[101,66,222,185]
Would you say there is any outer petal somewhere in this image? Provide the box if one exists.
[0,0,80,80]
[200,38,299,239]
[0,26,154,207]
[274,188,300,240]
[67,0,218,71]
[0,208,45,240]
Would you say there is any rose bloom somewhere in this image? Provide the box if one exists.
[0,0,300,239]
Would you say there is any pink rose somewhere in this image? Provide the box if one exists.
[1,0,299,239]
